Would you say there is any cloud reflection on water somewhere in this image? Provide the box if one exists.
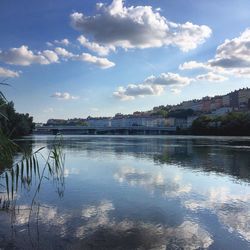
[75,200,213,250]
[114,166,192,198]
[184,187,250,242]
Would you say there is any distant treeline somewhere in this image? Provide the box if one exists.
[0,97,34,138]
[191,112,250,136]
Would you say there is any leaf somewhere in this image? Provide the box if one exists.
[33,147,45,154]
[16,164,19,192]
[0,111,9,120]
[11,168,14,200]
[0,82,11,86]
[5,172,9,200]
[0,90,7,102]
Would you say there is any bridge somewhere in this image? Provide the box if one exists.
[34,125,177,135]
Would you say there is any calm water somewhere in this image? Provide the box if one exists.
[0,135,250,250]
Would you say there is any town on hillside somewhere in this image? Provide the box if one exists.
[39,88,250,130]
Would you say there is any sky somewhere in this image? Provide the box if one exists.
[0,0,250,122]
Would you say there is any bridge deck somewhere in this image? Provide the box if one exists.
[35,125,177,132]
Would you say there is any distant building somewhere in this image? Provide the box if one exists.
[210,96,222,111]
[202,97,211,112]
[222,94,230,107]
[229,90,239,110]
[111,116,167,128]
[165,117,175,127]
[238,88,250,110]
[35,123,44,127]
[212,107,232,116]
[175,118,187,129]
[86,117,111,127]
[191,101,203,111]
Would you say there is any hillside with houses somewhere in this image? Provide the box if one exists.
[41,88,250,133]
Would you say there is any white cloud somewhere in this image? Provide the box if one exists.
[51,92,79,100]
[196,72,228,82]
[54,38,70,46]
[42,50,59,63]
[113,84,164,101]
[54,47,115,68]
[75,52,115,68]
[46,42,53,47]
[0,66,20,78]
[70,0,211,52]
[77,35,115,56]
[181,28,250,77]
[208,28,250,76]
[113,72,193,100]
[54,47,74,59]
[144,72,193,86]
[0,45,59,66]
[179,60,208,70]
[171,88,181,94]
[46,39,70,47]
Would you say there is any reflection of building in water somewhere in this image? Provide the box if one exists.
[45,136,250,182]
[152,138,250,182]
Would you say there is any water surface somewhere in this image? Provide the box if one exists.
[0,135,250,249]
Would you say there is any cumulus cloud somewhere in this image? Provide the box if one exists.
[179,60,208,70]
[51,92,79,100]
[70,0,211,53]
[54,47,115,68]
[0,45,59,66]
[77,35,115,56]
[113,72,193,100]
[75,52,115,68]
[0,66,20,78]
[144,72,193,86]
[113,84,164,101]
[0,44,114,69]
[180,28,250,77]
[54,38,70,46]
[208,28,250,76]
[54,47,74,59]
[171,88,182,94]
[196,72,228,82]
[47,39,70,47]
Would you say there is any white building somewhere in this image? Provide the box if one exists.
[111,116,168,128]
[86,118,111,127]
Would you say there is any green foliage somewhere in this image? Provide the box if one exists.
[168,109,195,119]
[150,105,171,117]
[192,112,250,135]
[0,96,34,138]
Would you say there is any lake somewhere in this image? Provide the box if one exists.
[0,135,250,249]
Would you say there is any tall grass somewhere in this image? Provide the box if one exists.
[0,83,65,216]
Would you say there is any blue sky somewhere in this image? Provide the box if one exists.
[0,0,250,122]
